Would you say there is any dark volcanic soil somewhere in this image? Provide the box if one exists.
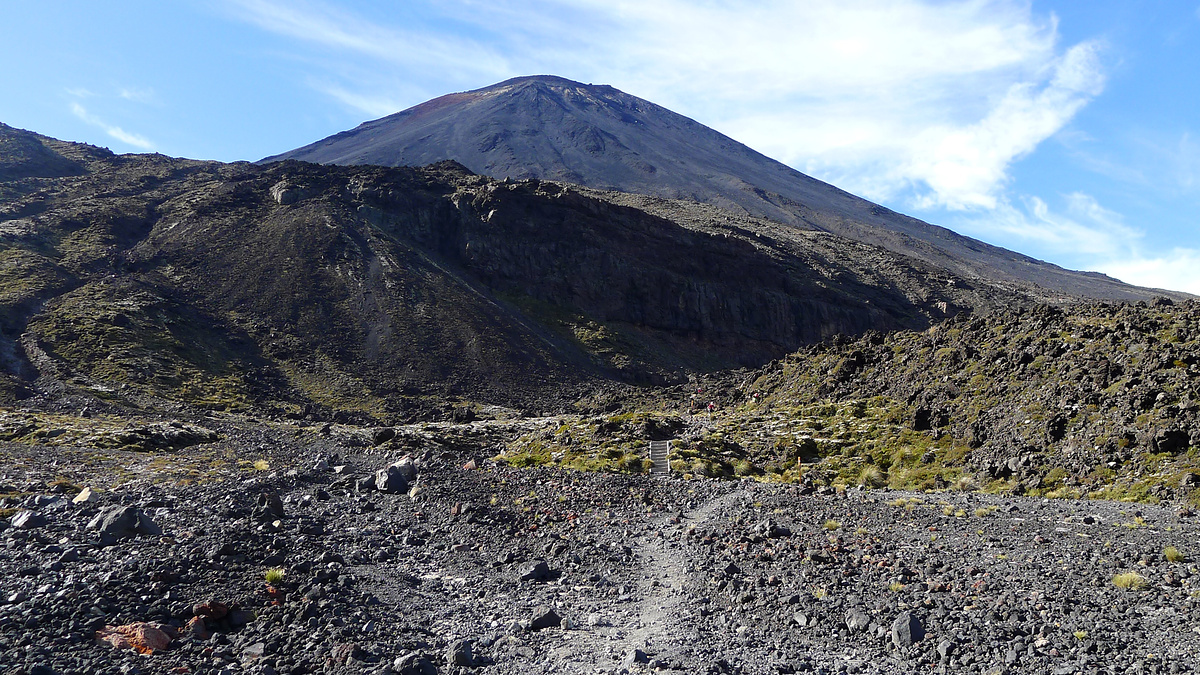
[2,415,1198,675]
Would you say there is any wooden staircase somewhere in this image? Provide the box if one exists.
[649,440,671,476]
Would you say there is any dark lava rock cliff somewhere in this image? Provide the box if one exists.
[3,123,1024,420]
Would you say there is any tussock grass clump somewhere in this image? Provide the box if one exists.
[857,465,886,488]
[823,519,841,531]
[265,567,286,584]
[1112,572,1147,590]
[1164,546,1185,563]
[952,474,977,492]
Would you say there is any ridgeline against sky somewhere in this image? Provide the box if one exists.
[2,2,1199,292]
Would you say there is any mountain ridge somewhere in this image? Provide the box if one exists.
[1,122,1023,419]
[267,75,1185,303]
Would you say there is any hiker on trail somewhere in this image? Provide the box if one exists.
[706,401,716,413]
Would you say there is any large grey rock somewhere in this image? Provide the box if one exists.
[393,653,437,675]
[10,509,46,529]
[519,560,551,582]
[891,611,925,649]
[446,639,473,667]
[86,506,161,542]
[845,609,871,633]
[375,463,410,493]
[528,605,562,630]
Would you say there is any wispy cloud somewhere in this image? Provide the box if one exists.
[968,192,1138,257]
[311,82,408,118]
[69,102,155,150]
[955,191,1200,294]
[223,0,1103,211]
[118,87,157,104]
[224,0,510,80]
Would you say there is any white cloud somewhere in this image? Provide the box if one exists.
[954,191,1200,295]
[223,0,1104,212]
[963,191,1137,257]
[69,102,155,150]
[311,82,408,118]
[118,87,157,104]
[223,0,510,80]
[1098,250,1200,296]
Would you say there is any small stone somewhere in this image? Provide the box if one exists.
[242,642,267,662]
[96,622,175,654]
[937,639,956,660]
[392,456,417,480]
[845,610,871,632]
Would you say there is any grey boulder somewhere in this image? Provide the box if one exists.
[10,510,47,530]
[891,611,925,649]
[375,463,410,493]
[86,506,162,543]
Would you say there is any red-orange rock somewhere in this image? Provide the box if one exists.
[96,622,176,654]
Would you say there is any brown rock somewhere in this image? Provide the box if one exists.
[96,622,176,654]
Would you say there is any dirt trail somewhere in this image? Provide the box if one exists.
[546,485,743,672]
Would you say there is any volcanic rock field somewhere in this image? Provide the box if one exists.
[2,409,1199,675]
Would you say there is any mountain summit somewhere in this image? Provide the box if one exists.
[268,75,1174,302]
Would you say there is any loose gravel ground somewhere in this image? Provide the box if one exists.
[2,418,1199,675]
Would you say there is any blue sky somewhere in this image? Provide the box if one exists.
[3,1,1199,294]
